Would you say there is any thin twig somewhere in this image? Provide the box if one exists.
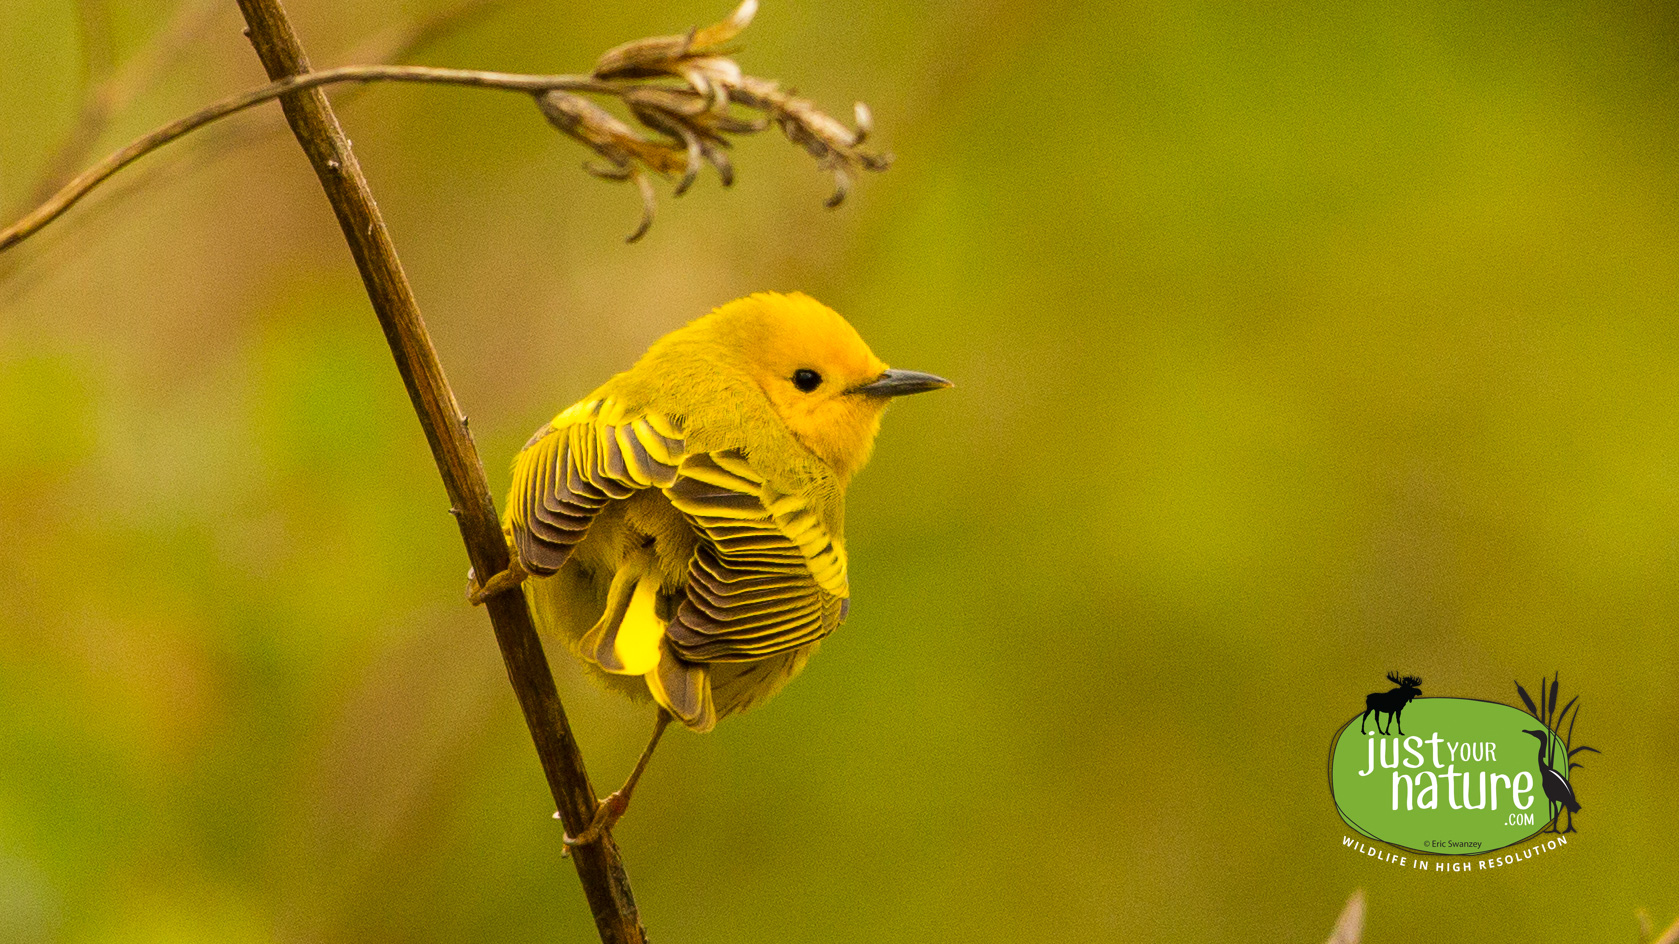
[232,1,645,942]
[4,0,889,254]
[1,0,504,299]
[0,65,617,253]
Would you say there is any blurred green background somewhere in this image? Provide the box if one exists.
[2,0,1676,941]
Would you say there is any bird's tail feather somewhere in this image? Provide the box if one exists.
[579,547,665,675]
[646,639,716,732]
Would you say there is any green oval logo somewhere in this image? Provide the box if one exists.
[1329,698,1571,854]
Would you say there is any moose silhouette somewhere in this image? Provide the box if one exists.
[1359,672,1423,736]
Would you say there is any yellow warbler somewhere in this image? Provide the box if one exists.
[484,291,948,844]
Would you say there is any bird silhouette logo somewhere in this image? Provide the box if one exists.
[1514,674,1600,834]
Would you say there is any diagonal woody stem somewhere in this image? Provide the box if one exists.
[231,1,646,941]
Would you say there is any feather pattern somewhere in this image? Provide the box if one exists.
[507,398,684,576]
[663,449,849,663]
[506,401,851,725]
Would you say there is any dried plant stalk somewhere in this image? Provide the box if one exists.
[0,0,890,252]
[576,0,890,228]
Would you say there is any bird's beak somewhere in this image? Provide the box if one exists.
[856,368,953,398]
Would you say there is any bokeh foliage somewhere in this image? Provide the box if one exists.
[2,0,1676,941]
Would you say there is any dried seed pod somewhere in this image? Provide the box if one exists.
[531,0,888,238]
[536,91,687,175]
[729,76,891,206]
[595,0,757,80]
[537,91,683,242]
[851,102,872,146]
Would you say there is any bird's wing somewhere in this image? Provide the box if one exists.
[662,450,849,663]
[506,397,686,576]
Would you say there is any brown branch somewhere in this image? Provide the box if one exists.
[0,0,505,298]
[0,65,616,253]
[2,0,888,254]
[231,1,646,942]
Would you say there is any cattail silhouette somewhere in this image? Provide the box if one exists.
[1514,673,1599,835]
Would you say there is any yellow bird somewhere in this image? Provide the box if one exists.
[478,291,949,846]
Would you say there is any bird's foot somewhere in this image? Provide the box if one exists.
[467,555,529,606]
[560,791,632,856]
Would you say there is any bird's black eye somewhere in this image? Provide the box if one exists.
[792,368,822,392]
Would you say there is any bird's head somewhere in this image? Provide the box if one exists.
[1522,729,1548,744]
[703,292,950,481]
